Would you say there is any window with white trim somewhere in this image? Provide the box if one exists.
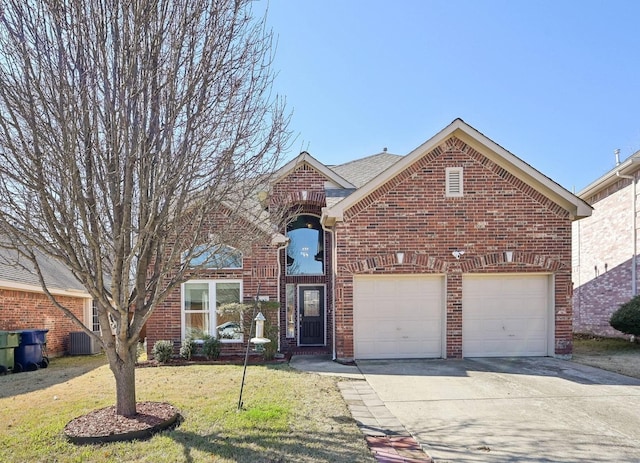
[182,280,243,342]
[91,300,100,332]
[286,284,295,338]
[446,167,464,197]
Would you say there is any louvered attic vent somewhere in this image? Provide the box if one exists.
[446,167,463,197]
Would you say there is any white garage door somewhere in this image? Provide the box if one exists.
[463,274,551,357]
[353,274,444,359]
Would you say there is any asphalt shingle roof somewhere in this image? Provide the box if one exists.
[330,152,403,188]
[0,246,86,293]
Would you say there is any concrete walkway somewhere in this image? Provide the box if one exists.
[289,355,433,463]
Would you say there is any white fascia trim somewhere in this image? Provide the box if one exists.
[325,124,457,221]
[274,152,356,189]
[326,120,478,220]
[270,233,289,246]
[325,118,592,222]
[454,125,593,219]
[320,206,342,226]
[578,156,640,200]
[0,279,92,298]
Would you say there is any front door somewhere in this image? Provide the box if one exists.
[299,285,325,345]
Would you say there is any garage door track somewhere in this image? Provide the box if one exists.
[356,357,640,462]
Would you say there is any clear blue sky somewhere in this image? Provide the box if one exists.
[261,1,640,192]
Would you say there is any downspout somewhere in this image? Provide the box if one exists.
[275,241,289,353]
[322,222,337,361]
[617,171,637,296]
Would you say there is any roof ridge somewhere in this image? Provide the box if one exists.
[332,151,402,169]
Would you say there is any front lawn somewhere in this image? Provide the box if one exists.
[572,334,640,379]
[0,355,374,462]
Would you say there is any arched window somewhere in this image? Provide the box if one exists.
[286,214,324,275]
[185,244,242,269]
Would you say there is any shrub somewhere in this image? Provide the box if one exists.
[152,340,174,363]
[180,330,204,360]
[180,337,196,360]
[262,321,278,361]
[610,295,640,336]
[202,336,221,360]
[136,341,146,362]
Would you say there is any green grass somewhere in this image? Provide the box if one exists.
[0,355,374,463]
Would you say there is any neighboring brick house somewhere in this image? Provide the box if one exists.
[572,152,640,337]
[147,119,591,360]
[0,247,94,357]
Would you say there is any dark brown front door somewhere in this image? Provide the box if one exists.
[299,285,325,345]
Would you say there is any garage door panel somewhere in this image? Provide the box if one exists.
[463,274,550,357]
[354,275,444,359]
[358,339,443,359]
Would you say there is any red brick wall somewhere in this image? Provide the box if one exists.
[333,136,573,359]
[573,175,637,337]
[272,161,328,206]
[146,242,281,357]
[146,200,284,357]
[273,162,333,353]
[0,289,87,357]
[146,160,336,358]
[147,144,575,360]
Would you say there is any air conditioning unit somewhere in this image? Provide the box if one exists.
[68,331,102,355]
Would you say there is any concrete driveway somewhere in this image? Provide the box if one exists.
[357,357,640,463]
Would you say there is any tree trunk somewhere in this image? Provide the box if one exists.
[108,343,138,417]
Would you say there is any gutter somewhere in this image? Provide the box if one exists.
[272,234,290,354]
[321,220,337,361]
[0,280,92,299]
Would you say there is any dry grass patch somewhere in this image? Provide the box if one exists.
[0,354,374,463]
[572,334,640,379]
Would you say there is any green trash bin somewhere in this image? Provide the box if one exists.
[0,331,20,375]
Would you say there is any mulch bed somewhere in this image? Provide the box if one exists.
[64,401,181,445]
[135,353,290,368]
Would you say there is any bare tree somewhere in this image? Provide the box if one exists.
[0,0,290,416]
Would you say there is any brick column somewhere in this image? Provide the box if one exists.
[554,271,573,357]
[446,273,463,358]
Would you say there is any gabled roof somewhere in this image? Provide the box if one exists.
[274,151,356,189]
[330,152,403,187]
[322,118,592,224]
[577,151,640,200]
[0,246,90,297]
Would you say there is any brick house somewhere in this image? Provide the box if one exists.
[146,119,591,360]
[572,151,640,337]
[0,247,94,357]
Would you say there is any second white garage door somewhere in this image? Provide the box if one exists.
[462,274,551,357]
[353,274,444,359]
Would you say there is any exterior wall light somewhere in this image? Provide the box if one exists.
[452,250,465,259]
